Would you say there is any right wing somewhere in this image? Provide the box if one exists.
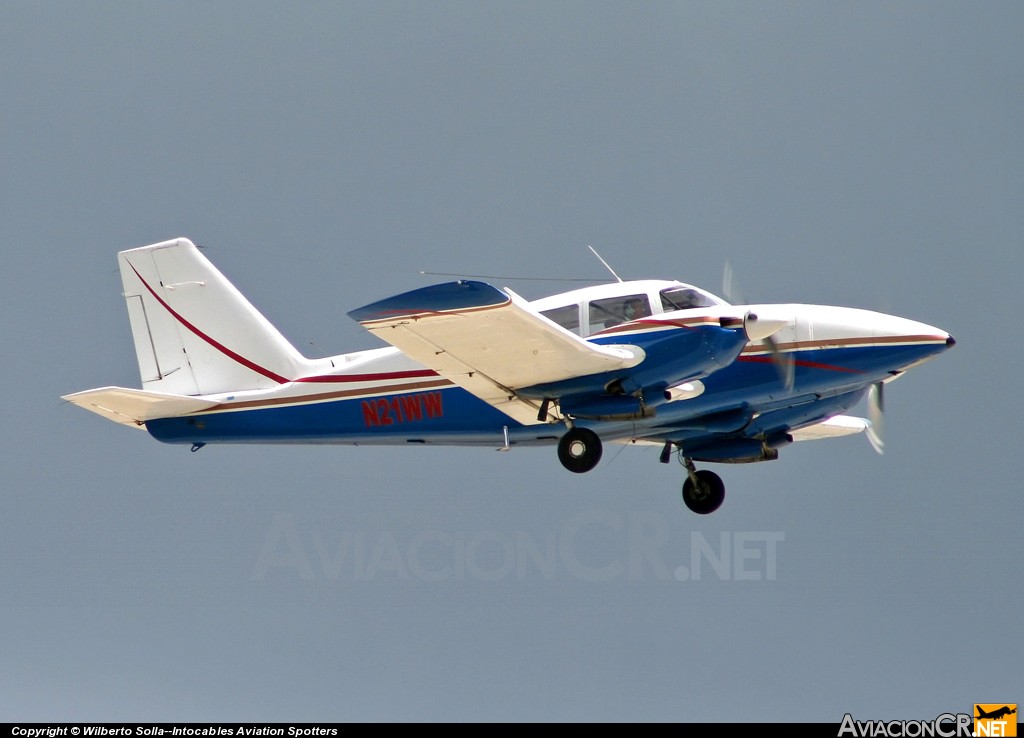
[348,281,644,425]
[789,415,871,441]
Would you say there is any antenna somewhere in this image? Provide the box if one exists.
[419,271,606,283]
[587,245,624,283]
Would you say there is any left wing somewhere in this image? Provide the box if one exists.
[612,407,871,456]
[348,281,644,425]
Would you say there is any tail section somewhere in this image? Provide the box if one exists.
[118,238,311,395]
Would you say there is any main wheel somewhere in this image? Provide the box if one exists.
[557,427,603,473]
[682,470,725,514]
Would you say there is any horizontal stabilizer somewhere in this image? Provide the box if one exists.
[61,386,219,427]
[790,415,870,441]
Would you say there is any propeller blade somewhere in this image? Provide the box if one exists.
[722,260,743,305]
[764,334,795,391]
[729,258,794,392]
[744,311,794,390]
[866,382,884,455]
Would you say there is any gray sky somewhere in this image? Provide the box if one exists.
[2,0,1020,722]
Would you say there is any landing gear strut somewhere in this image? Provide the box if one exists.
[557,427,603,473]
[680,456,725,515]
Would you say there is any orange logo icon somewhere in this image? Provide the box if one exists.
[975,705,1017,737]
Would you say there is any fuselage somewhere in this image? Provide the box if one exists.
[144,279,954,453]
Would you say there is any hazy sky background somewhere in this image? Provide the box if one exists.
[2,1,1020,722]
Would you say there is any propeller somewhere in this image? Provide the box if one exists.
[722,262,795,391]
[866,381,884,455]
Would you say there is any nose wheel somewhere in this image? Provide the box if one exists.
[681,457,725,514]
[557,427,603,473]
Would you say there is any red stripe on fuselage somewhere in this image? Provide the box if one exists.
[736,355,864,374]
[127,261,443,387]
[592,318,707,337]
[295,369,440,383]
[127,261,290,384]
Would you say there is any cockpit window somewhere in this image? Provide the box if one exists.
[540,304,581,335]
[588,294,650,334]
[660,287,717,311]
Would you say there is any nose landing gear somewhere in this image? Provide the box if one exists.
[680,455,725,515]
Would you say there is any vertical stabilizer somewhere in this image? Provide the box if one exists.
[118,238,310,395]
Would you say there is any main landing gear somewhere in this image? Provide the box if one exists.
[557,427,603,473]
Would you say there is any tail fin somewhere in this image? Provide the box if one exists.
[118,238,310,395]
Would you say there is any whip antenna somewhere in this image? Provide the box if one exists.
[587,245,624,283]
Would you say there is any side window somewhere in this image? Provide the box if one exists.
[587,294,650,334]
[660,287,713,311]
[541,304,581,335]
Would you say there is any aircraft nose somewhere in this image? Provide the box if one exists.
[807,306,954,375]
[872,312,955,356]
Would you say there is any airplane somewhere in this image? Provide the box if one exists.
[62,237,956,514]
[977,706,1017,721]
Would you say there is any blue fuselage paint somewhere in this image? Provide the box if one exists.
[145,329,950,454]
[519,324,747,399]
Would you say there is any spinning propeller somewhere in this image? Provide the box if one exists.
[723,262,887,455]
[722,262,795,391]
[866,381,885,455]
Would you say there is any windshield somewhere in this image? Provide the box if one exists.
[659,286,724,311]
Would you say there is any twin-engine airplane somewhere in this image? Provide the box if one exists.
[63,238,955,514]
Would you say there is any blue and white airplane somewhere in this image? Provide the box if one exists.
[63,238,955,513]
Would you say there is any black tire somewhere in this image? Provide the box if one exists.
[682,470,725,514]
[557,427,603,473]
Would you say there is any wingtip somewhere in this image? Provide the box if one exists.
[348,281,511,324]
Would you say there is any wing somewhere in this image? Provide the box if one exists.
[614,394,871,459]
[789,415,870,441]
[348,281,644,425]
[61,386,220,427]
